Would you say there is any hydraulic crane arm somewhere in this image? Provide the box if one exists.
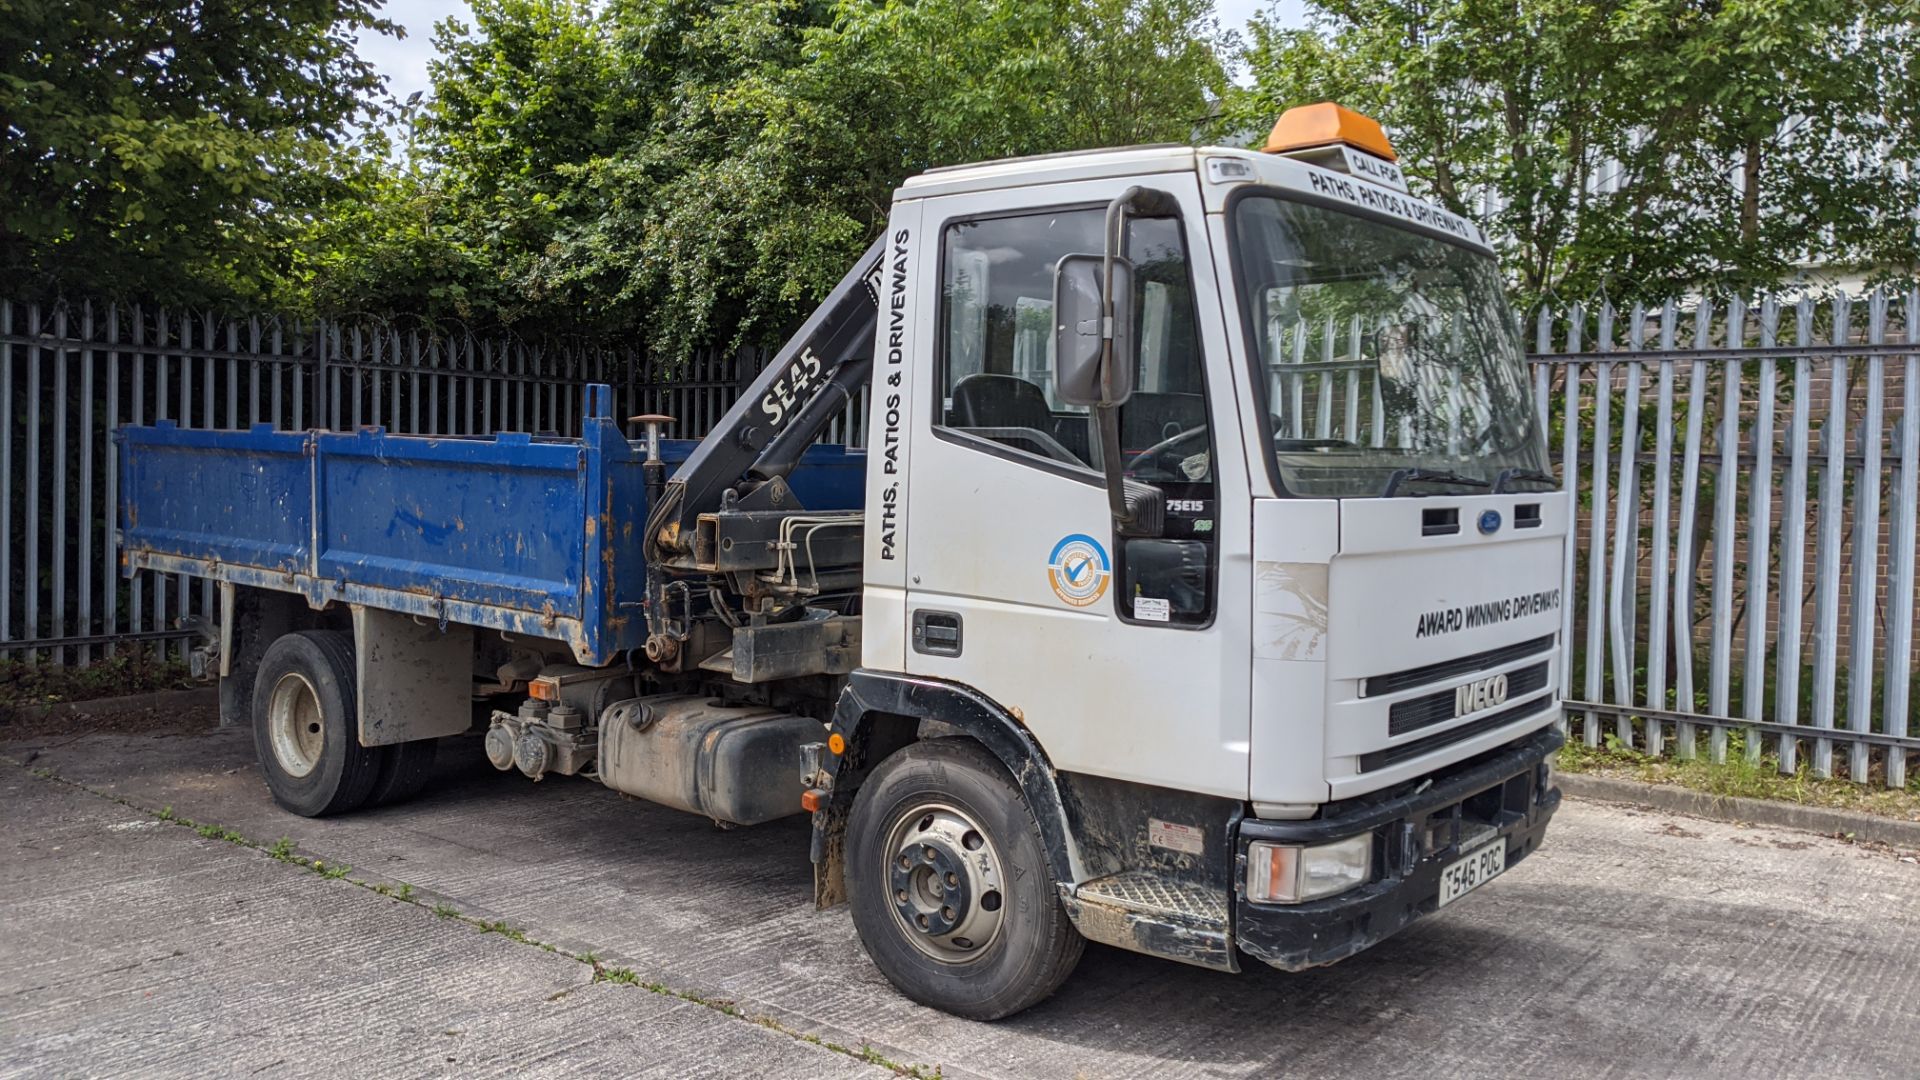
[645,236,886,560]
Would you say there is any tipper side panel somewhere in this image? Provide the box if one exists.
[119,384,868,666]
[120,423,313,578]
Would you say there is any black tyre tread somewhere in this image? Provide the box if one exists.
[251,630,382,817]
[367,737,438,807]
[302,630,382,814]
[846,737,1084,1020]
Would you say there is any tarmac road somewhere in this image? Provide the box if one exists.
[4,726,1918,1079]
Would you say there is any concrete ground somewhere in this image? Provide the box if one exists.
[4,728,1918,1080]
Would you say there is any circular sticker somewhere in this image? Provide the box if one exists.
[1477,509,1502,535]
[1047,533,1111,607]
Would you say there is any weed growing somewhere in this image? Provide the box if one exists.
[1559,733,1920,821]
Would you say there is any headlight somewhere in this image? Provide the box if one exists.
[1246,835,1372,904]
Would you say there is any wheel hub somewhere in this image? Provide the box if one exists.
[884,803,1005,961]
[266,672,325,778]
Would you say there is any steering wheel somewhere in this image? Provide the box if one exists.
[1126,425,1209,483]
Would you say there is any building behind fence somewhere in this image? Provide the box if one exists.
[2,291,1914,785]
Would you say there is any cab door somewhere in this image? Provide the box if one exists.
[901,173,1252,799]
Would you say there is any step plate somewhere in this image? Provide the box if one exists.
[1064,871,1236,972]
[1075,871,1230,924]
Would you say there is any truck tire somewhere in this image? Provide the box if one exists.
[366,738,439,808]
[845,738,1084,1020]
[251,630,382,817]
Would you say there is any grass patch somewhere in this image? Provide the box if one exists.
[1559,735,1920,821]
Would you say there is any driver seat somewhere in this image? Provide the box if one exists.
[949,373,1055,433]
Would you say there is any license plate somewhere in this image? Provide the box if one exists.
[1437,839,1506,907]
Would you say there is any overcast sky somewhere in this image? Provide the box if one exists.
[357,0,1312,105]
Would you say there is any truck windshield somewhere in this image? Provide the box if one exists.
[1230,193,1552,497]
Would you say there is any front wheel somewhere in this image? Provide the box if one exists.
[845,739,1084,1020]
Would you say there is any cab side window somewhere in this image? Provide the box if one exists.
[940,210,1101,468]
[936,206,1217,626]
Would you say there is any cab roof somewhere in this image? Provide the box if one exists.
[895,144,1490,253]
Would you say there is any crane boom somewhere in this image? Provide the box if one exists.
[646,236,886,559]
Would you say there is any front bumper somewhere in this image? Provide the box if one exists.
[1235,725,1562,971]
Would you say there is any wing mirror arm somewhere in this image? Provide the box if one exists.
[1055,185,1183,537]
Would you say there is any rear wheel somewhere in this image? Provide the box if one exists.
[251,630,382,817]
[366,738,439,808]
[846,739,1083,1020]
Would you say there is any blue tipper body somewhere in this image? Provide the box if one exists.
[117,383,867,664]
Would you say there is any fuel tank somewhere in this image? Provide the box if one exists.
[597,694,826,826]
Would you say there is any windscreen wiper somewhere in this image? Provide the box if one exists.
[1493,467,1559,493]
[1382,468,1491,497]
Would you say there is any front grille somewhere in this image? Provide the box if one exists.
[1387,661,1551,737]
[1360,693,1554,773]
[1362,634,1555,698]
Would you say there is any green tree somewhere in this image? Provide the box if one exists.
[314,0,1229,356]
[1230,0,1920,305]
[0,0,400,304]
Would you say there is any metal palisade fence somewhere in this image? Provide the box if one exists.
[0,299,840,669]
[1533,290,1918,786]
[2,291,1913,787]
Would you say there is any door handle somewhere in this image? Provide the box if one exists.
[912,609,964,657]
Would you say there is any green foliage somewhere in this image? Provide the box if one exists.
[14,0,1910,354]
[1229,0,1920,307]
[307,0,1231,357]
[0,0,400,304]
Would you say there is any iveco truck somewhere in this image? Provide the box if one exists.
[119,103,1566,1020]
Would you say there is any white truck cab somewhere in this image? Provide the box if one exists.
[828,104,1564,1013]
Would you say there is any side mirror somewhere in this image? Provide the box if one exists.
[1052,253,1134,407]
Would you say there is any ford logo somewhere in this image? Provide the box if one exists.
[1478,509,1502,535]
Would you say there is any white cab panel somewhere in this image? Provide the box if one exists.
[1321,492,1568,799]
[1327,494,1567,681]
[861,201,924,673]
[900,171,1254,800]
[1248,497,1339,805]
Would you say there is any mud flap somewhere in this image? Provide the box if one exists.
[351,605,474,747]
